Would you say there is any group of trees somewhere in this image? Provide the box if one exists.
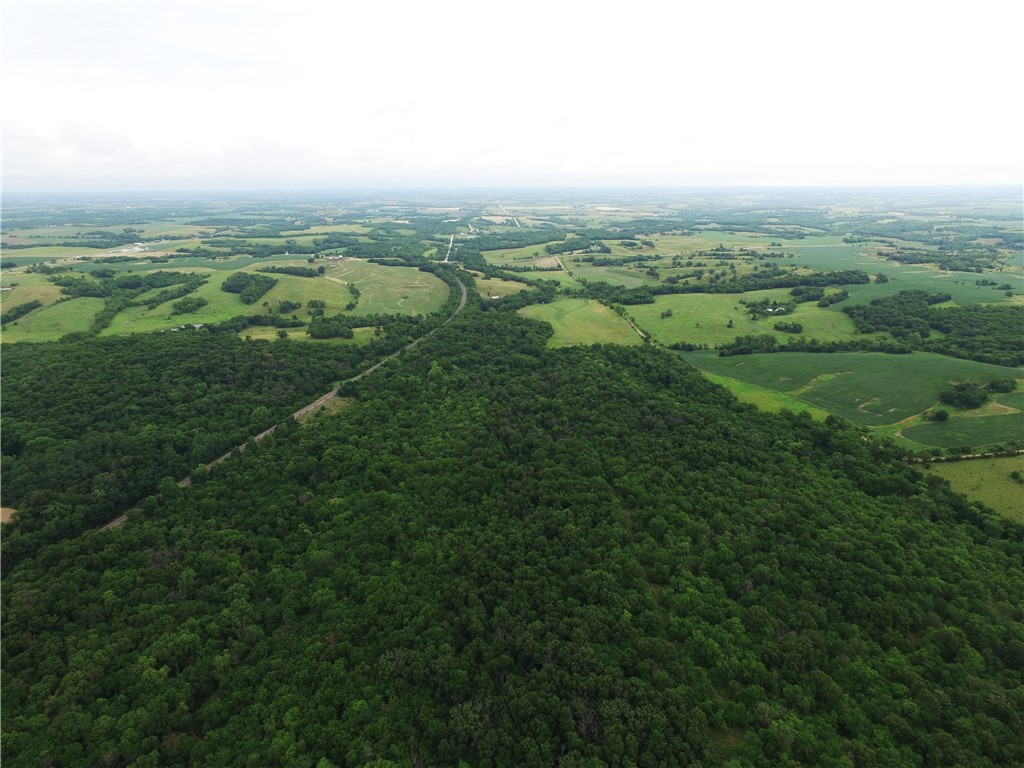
[221,272,278,304]
[844,290,1024,366]
[3,302,1022,766]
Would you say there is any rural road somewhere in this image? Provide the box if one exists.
[443,233,455,263]
[99,278,468,531]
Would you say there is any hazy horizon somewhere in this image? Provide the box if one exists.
[4,0,1022,193]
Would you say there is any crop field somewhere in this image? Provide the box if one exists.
[629,290,858,348]
[518,298,644,348]
[1,297,105,342]
[682,350,1023,426]
[901,415,1024,450]
[696,369,831,419]
[924,456,1024,522]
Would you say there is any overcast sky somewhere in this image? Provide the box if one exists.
[3,0,1022,191]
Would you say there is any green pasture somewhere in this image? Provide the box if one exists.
[682,350,1023,426]
[279,224,372,235]
[1,246,105,259]
[570,264,658,288]
[322,260,449,317]
[480,242,562,265]
[1,297,105,342]
[518,298,644,348]
[1,272,65,308]
[473,274,529,298]
[924,456,1024,522]
[629,290,858,348]
[239,325,376,345]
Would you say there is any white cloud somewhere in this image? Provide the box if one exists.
[3,0,1021,190]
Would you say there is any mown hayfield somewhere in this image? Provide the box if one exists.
[519,298,644,348]
[901,415,1024,450]
[95,260,449,336]
[1,273,65,309]
[682,350,1022,425]
[570,264,658,288]
[1,246,106,260]
[473,274,529,299]
[480,242,562,265]
[925,456,1024,522]
[1,297,105,342]
[630,290,857,347]
[322,260,449,317]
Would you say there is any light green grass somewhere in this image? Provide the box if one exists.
[570,264,658,288]
[1,272,65,308]
[682,350,1023,426]
[239,326,375,345]
[481,242,562,265]
[630,290,857,347]
[519,298,644,348]
[696,369,831,419]
[473,274,529,298]
[1,297,105,342]
[925,456,1024,522]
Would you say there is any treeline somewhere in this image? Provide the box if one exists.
[581,269,871,305]
[256,265,323,278]
[0,300,42,325]
[844,290,1024,366]
[2,307,1021,766]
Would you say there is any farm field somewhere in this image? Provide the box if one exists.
[682,350,1023,426]
[630,290,858,348]
[473,274,529,299]
[569,264,658,288]
[480,243,562,265]
[925,456,1024,522]
[3,258,449,341]
[518,298,643,348]
[696,369,831,419]
[901,415,1024,450]
[0,297,105,342]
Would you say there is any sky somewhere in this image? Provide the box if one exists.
[3,0,1022,191]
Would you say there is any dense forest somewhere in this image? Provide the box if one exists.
[3,297,1023,767]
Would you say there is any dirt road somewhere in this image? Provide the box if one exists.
[98,278,468,531]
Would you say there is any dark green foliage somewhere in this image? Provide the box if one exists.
[0,299,42,325]
[221,272,278,304]
[773,321,803,334]
[844,291,1024,366]
[170,295,208,315]
[257,265,321,278]
[0,333,382,563]
[5,306,1020,766]
[939,383,990,409]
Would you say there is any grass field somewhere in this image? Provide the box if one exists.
[1,258,449,340]
[473,274,529,298]
[519,298,644,348]
[682,350,1023,426]
[570,264,659,288]
[239,326,376,345]
[480,242,562,265]
[924,456,1024,522]
[630,290,859,348]
[1,297,105,342]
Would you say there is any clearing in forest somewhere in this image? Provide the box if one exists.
[519,298,644,348]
